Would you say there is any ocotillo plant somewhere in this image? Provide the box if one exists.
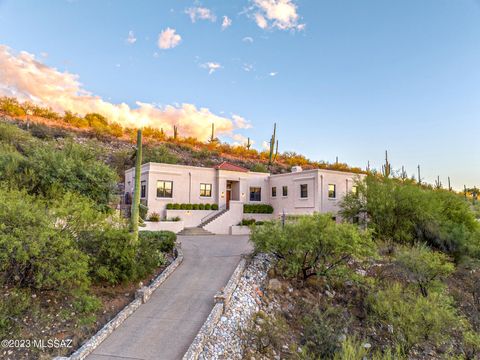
[268,123,277,165]
[435,176,442,189]
[173,125,178,140]
[130,129,143,244]
[382,150,391,178]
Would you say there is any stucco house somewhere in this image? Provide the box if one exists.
[124,161,363,234]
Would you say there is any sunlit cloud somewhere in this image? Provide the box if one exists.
[232,114,252,129]
[186,7,217,22]
[269,71,278,76]
[158,28,182,49]
[250,0,305,31]
[242,36,254,43]
[201,62,222,75]
[243,63,254,72]
[0,45,248,141]
[221,15,232,30]
[126,30,137,44]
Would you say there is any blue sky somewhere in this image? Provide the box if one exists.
[0,0,479,189]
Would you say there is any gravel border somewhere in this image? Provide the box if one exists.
[54,244,184,360]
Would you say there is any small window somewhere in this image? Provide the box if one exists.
[250,187,261,201]
[157,180,173,198]
[200,183,212,197]
[271,186,277,197]
[328,184,336,198]
[141,180,146,198]
[351,185,358,196]
[282,186,288,197]
[300,184,308,198]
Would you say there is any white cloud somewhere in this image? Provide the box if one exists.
[0,45,247,141]
[251,0,305,31]
[186,7,216,22]
[126,30,137,44]
[269,71,278,76]
[201,62,222,75]
[158,28,182,49]
[242,36,254,43]
[231,133,251,146]
[232,114,252,129]
[243,63,254,72]
[262,140,270,150]
[221,15,232,30]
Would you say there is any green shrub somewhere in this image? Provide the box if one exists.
[186,203,193,210]
[138,231,176,253]
[173,203,180,210]
[251,213,374,279]
[0,188,90,293]
[212,203,219,210]
[148,212,160,222]
[368,283,464,351]
[205,203,211,210]
[239,218,256,226]
[169,216,181,222]
[0,288,31,338]
[396,244,454,297]
[244,204,274,214]
[199,203,205,210]
[250,163,269,173]
[192,204,199,210]
[142,145,178,164]
[180,203,187,210]
[166,203,173,210]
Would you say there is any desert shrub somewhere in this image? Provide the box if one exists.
[332,338,405,360]
[239,218,256,226]
[211,203,219,210]
[341,176,480,259]
[0,97,26,116]
[0,188,90,293]
[198,203,205,210]
[396,244,454,297]
[186,203,193,210]
[148,212,160,222]
[368,283,464,351]
[173,203,180,210]
[205,203,211,210]
[0,288,32,338]
[138,231,176,253]
[249,312,289,354]
[250,162,269,173]
[142,145,178,164]
[251,214,374,279]
[192,204,199,210]
[244,204,274,214]
[180,203,187,210]
[166,203,173,210]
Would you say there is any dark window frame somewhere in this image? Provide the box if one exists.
[271,186,277,197]
[200,183,212,197]
[282,186,288,197]
[140,180,146,198]
[250,187,262,202]
[300,184,308,198]
[157,180,173,198]
[328,184,336,198]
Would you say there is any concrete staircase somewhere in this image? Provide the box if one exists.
[199,208,229,228]
[177,227,214,236]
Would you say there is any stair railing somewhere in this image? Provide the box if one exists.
[200,204,227,225]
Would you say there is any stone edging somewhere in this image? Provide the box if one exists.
[182,257,247,360]
[54,244,184,360]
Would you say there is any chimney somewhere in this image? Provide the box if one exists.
[291,166,303,173]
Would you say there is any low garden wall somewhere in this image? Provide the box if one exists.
[143,220,184,233]
[243,213,276,222]
[230,225,251,235]
[166,209,218,227]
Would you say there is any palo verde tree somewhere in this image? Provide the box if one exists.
[130,129,142,243]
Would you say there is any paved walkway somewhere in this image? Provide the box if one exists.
[87,235,252,360]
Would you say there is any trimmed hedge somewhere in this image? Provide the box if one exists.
[166,203,219,210]
[244,204,274,214]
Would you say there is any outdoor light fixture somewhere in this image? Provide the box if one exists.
[221,191,225,198]
[241,192,245,197]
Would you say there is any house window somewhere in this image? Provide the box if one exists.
[250,187,261,201]
[141,180,146,198]
[271,186,277,197]
[157,180,173,198]
[200,183,212,197]
[282,186,288,197]
[300,184,308,198]
[328,184,336,198]
[351,185,358,196]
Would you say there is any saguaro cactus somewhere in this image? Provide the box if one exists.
[209,123,216,143]
[130,129,143,244]
[173,125,178,140]
[417,165,422,185]
[400,166,408,181]
[268,123,277,165]
[382,150,391,178]
[448,177,452,191]
[246,137,251,150]
[274,139,279,161]
[435,176,442,189]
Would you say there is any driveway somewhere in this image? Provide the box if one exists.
[87,235,252,360]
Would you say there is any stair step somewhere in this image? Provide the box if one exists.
[178,227,214,236]
[199,208,229,227]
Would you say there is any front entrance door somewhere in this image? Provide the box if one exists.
[226,190,231,209]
